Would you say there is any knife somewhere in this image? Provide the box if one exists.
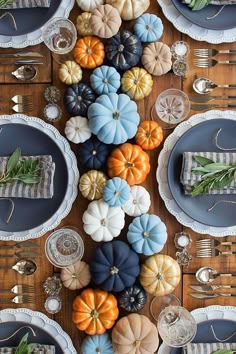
[189,95,236,103]
[0,251,41,258]
[0,59,43,65]
[0,51,43,58]
[190,292,236,299]
[0,241,40,249]
[191,103,236,111]
[190,285,236,292]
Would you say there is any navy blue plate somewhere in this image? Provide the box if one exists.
[0,0,62,36]
[172,0,236,30]
[0,123,68,232]
[167,119,236,227]
[170,319,236,353]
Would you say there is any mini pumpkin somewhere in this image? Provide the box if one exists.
[73,288,119,335]
[79,170,107,200]
[142,41,172,76]
[135,120,163,150]
[74,36,105,69]
[59,61,82,85]
[112,314,159,354]
[134,13,163,43]
[76,0,104,12]
[76,12,93,36]
[81,333,113,354]
[140,254,181,297]
[103,177,131,207]
[90,4,121,39]
[82,199,125,242]
[65,116,91,144]
[121,67,153,101]
[64,83,96,116]
[106,0,150,20]
[78,135,110,170]
[122,185,151,216]
[60,260,91,290]
[107,143,151,186]
[90,65,121,95]
[118,285,147,313]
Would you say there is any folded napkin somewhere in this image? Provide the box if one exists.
[181,152,236,195]
[0,155,55,199]
[183,342,236,353]
[210,0,236,4]
[1,0,51,9]
[0,344,55,353]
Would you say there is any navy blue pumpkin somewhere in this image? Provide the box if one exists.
[90,240,140,292]
[118,284,147,313]
[105,30,142,71]
[64,83,96,116]
[78,136,110,170]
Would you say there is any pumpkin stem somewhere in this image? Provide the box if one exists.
[145,24,152,30]
[101,218,107,226]
[110,266,119,275]
[92,149,97,156]
[77,95,82,102]
[130,296,135,303]
[96,348,101,354]
[135,340,141,349]
[126,162,134,168]
[86,47,92,55]
[91,309,99,318]
[143,231,149,238]
[112,111,120,120]
[118,44,124,52]
[156,273,163,280]
[146,132,152,138]
[114,190,120,197]
[102,78,108,83]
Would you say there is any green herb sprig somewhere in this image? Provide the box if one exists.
[0,0,14,8]
[0,148,41,185]
[212,350,236,354]
[15,333,35,354]
[191,155,236,197]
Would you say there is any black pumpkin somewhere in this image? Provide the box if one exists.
[64,83,96,116]
[118,284,147,312]
[105,30,143,71]
[78,135,110,170]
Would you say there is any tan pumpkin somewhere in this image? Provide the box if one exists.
[60,260,91,290]
[121,67,153,101]
[59,61,82,85]
[76,12,93,36]
[105,0,150,20]
[90,4,121,38]
[140,254,181,297]
[112,313,159,354]
[142,42,172,76]
[79,170,107,200]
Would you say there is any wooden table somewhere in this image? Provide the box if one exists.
[0,1,235,352]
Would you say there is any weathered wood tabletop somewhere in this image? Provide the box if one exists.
[0,1,235,352]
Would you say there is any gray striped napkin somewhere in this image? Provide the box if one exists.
[0,344,55,353]
[210,0,236,4]
[181,152,236,195]
[183,342,236,353]
[0,155,55,199]
[1,0,51,9]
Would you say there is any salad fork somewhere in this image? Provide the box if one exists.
[197,248,236,258]
[0,285,34,294]
[0,103,34,113]
[196,239,236,249]
[194,48,236,58]
[0,295,34,304]
[194,59,236,68]
[0,95,32,104]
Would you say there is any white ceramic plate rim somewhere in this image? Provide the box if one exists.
[0,308,77,354]
[156,110,236,236]
[158,305,236,354]
[0,114,79,241]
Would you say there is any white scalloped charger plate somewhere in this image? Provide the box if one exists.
[0,308,77,354]
[156,110,236,237]
[158,305,236,354]
[0,0,75,48]
[0,114,79,241]
[157,0,236,44]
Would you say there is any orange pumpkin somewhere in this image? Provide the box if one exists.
[135,120,163,150]
[72,288,119,335]
[73,36,105,69]
[107,143,151,186]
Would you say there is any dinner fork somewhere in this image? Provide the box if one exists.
[0,103,34,113]
[194,59,236,68]
[0,284,34,294]
[194,48,236,58]
[0,95,33,104]
[196,239,236,249]
[197,248,236,258]
[0,295,34,304]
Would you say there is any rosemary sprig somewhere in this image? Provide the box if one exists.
[0,148,41,185]
[191,155,236,197]
[0,0,14,7]
[15,333,35,354]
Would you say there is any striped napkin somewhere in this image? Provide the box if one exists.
[0,344,55,353]
[183,342,236,353]
[210,0,236,4]
[1,0,51,9]
[180,152,236,195]
[0,155,55,199]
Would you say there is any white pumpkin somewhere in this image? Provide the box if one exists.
[76,0,104,12]
[59,61,82,85]
[60,261,91,290]
[82,199,125,242]
[122,185,151,216]
[65,116,92,144]
[106,0,150,20]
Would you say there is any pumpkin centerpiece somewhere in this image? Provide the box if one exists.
[78,135,110,170]
[122,185,151,216]
[90,4,122,39]
[81,333,113,354]
[65,116,91,144]
[72,288,119,335]
[134,13,163,42]
[60,260,91,290]
[135,120,163,150]
[118,284,147,313]
[121,67,153,101]
[74,36,105,69]
[79,170,107,200]
[64,83,96,116]
[106,0,150,20]
[107,143,151,186]
[76,12,93,37]
[142,41,172,76]
[90,65,121,95]
[90,240,140,292]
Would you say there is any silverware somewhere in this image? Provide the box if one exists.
[189,95,236,103]
[194,48,236,58]
[193,77,236,94]
[0,103,34,113]
[0,259,37,276]
[196,266,236,284]
[0,295,35,304]
[190,284,236,292]
[0,51,43,58]
[0,95,33,104]
[0,65,37,81]
[194,59,236,68]
[191,103,236,111]
[0,59,43,65]
[196,239,236,249]
[0,251,41,258]
[197,248,236,257]
[190,292,236,299]
[0,284,34,294]
[0,241,40,249]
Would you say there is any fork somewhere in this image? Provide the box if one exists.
[0,295,34,304]
[194,49,236,58]
[197,248,236,258]
[194,59,236,68]
[0,103,34,113]
[196,239,236,249]
[0,95,32,104]
[0,284,34,294]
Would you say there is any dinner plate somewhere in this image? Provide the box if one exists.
[0,0,62,36]
[172,0,236,30]
[167,118,236,228]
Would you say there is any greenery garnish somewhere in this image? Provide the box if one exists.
[0,148,41,185]
[0,0,14,7]
[15,333,35,354]
[212,351,236,354]
[191,155,236,197]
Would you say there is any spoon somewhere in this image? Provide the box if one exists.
[193,77,236,94]
[0,65,37,81]
[196,266,236,284]
[0,259,37,275]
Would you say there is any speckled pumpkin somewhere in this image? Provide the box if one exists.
[79,170,107,200]
[74,36,105,69]
[142,41,172,76]
[121,67,153,101]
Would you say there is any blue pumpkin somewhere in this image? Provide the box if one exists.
[90,240,140,292]
[78,135,110,170]
[90,66,121,95]
[81,333,114,354]
[127,214,167,255]
[88,93,140,145]
[134,14,163,43]
[103,177,131,207]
